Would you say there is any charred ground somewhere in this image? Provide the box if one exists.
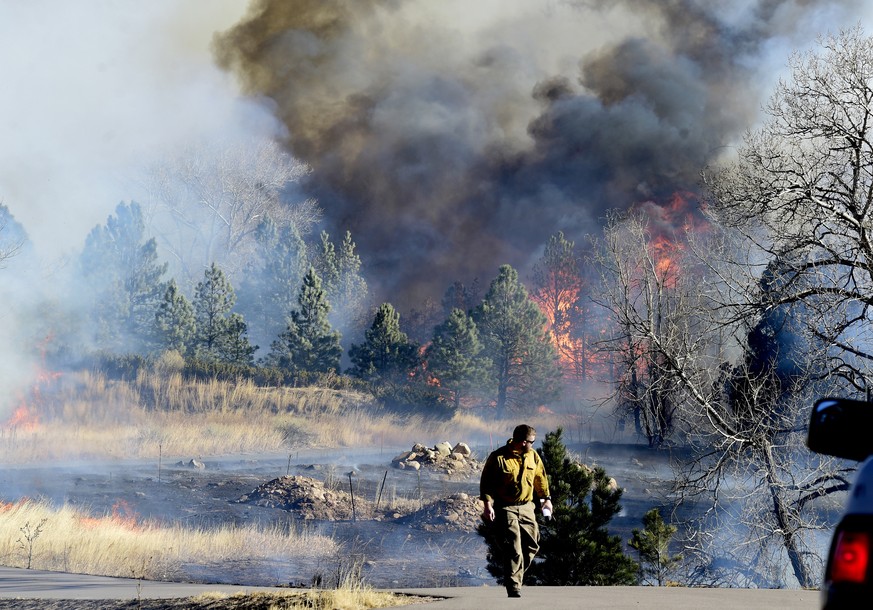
[0,441,676,589]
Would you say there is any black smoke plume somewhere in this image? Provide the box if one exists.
[214,0,855,308]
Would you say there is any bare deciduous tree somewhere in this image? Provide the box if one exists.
[140,138,320,286]
[0,206,24,268]
[681,26,873,587]
[592,211,850,588]
[591,210,699,448]
[704,26,873,394]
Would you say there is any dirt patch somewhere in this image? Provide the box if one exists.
[236,476,483,532]
[396,493,483,533]
[236,475,372,521]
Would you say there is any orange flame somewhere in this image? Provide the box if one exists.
[4,404,39,432]
[650,234,683,288]
[533,278,612,381]
[3,335,63,431]
[78,500,142,531]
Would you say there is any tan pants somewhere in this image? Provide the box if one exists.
[496,502,539,591]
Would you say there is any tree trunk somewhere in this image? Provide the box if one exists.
[762,443,814,588]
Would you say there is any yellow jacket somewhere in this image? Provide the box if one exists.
[480,440,550,505]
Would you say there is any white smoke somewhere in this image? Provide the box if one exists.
[0,0,280,416]
[0,0,280,260]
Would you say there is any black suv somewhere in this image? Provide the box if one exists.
[807,397,873,608]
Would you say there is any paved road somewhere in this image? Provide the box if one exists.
[0,567,281,600]
[392,585,820,609]
[0,567,821,609]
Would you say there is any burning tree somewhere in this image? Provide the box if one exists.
[591,210,693,448]
[530,231,596,383]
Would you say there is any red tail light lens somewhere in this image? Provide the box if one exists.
[830,530,870,583]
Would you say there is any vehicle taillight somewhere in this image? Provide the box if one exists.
[830,530,870,583]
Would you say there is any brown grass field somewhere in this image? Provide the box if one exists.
[0,369,576,609]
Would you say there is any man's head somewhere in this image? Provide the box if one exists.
[511,424,536,452]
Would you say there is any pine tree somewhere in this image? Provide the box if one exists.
[629,508,683,586]
[267,267,342,377]
[477,428,637,586]
[79,201,168,353]
[236,218,308,354]
[154,279,196,356]
[192,263,255,364]
[472,265,562,418]
[314,230,368,333]
[425,308,493,409]
[221,312,257,366]
[348,303,419,384]
[531,428,638,585]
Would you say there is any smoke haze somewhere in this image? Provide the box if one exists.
[0,0,281,415]
[0,0,279,260]
[1,0,873,414]
[213,0,867,307]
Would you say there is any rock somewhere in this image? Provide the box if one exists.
[434,441,452,456]
[392,451,416,463]
[392,440,481,476]
[176,458,205,469]
[452,442,471,456]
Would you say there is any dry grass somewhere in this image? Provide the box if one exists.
[189,586,425,609]
[0,370,572,463]
[0,498,337,580]
[0,369,575,608]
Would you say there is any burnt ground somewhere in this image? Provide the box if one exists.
[0,442,678,591]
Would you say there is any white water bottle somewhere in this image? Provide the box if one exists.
[542,507,552,519]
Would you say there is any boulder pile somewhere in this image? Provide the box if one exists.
[391,441,480,476]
